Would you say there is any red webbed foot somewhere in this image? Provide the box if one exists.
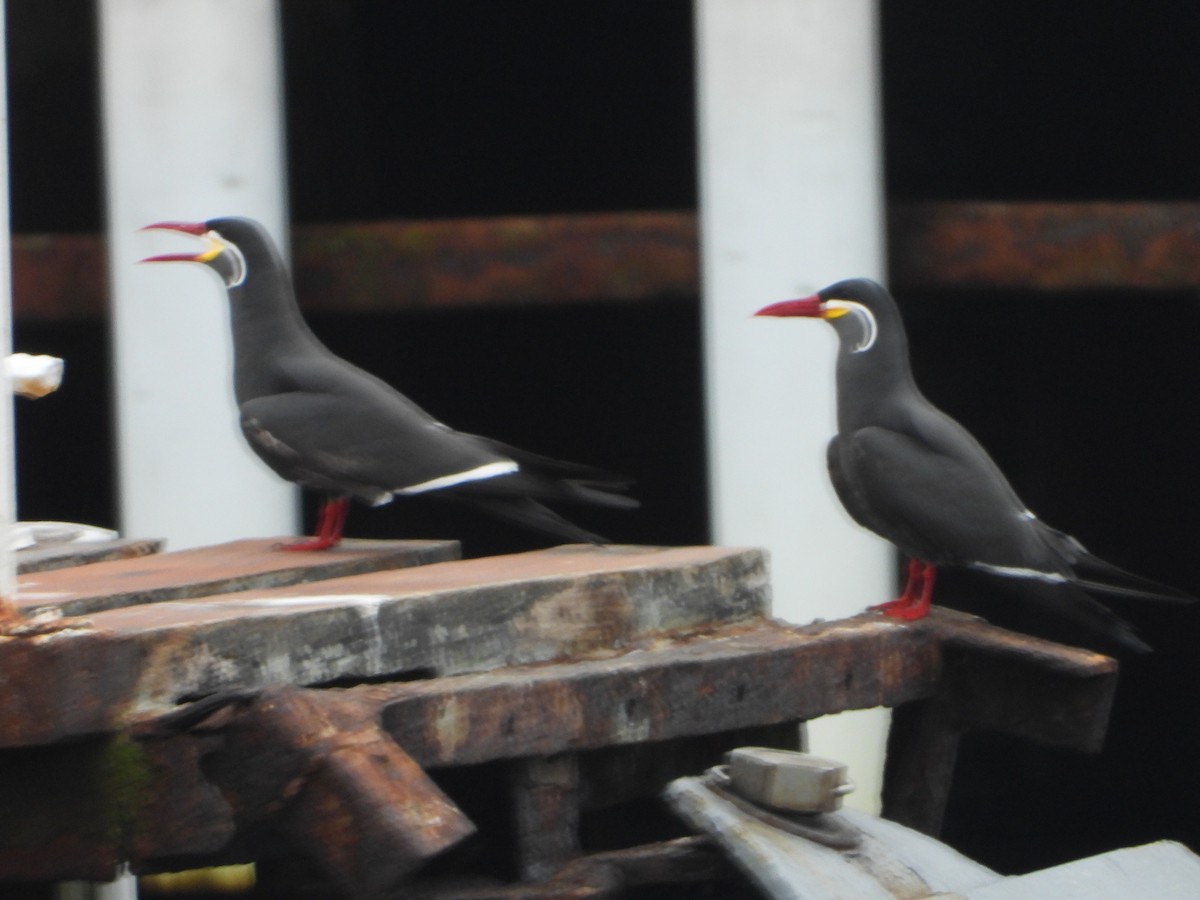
[278,497,349,552]
[871,558,937,621]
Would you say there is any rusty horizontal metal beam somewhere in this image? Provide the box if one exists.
[13,203,1200,321]
[0,617,931,881]
[10,212,699,322]
[889,202,1200,290]
[291,213,699,311]
[371,617,937,767]
[12,231,108,321]
[0,607,1118,884]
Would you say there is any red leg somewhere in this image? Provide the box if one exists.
[279,497,350,551]
[871,559,937,621]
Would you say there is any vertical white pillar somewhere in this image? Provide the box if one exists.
[99,0,297,550]
[0,0,15,603]
[696,0,893,810]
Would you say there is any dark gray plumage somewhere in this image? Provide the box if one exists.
[143,216,635,549]
[756,277,1192,653]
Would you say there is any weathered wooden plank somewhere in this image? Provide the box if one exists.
[17,538,164,574]
[15,537,460,617]
[0,545,768,746]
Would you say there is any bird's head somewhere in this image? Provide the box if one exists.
[140,217,269,288]
[754,277,892,353]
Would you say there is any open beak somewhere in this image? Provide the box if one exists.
[753,295,826,318]
[139,221,246,287]
[139,221,217,264]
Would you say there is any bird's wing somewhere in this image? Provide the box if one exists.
[834,423,1057,572]
[827,435,889,538]
[240,391,514,499]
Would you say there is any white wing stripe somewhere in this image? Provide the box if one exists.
[972,562,1068,584]
[396,460,518,495]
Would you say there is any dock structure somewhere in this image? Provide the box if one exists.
[0,539,1116,897]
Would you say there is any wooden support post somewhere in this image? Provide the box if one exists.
[511,754,583,882]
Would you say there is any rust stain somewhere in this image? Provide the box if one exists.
[889,202,1200,289]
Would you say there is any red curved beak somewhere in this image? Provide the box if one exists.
[142,221,207,235]
[753,295,823,317]
[140,221,210,263]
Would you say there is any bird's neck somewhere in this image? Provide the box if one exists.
[226,267,324,401]
[834,330,923,432]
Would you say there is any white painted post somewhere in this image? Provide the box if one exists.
[99,0,296,550]
[696,0,893,811]
[0,0,15,608]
